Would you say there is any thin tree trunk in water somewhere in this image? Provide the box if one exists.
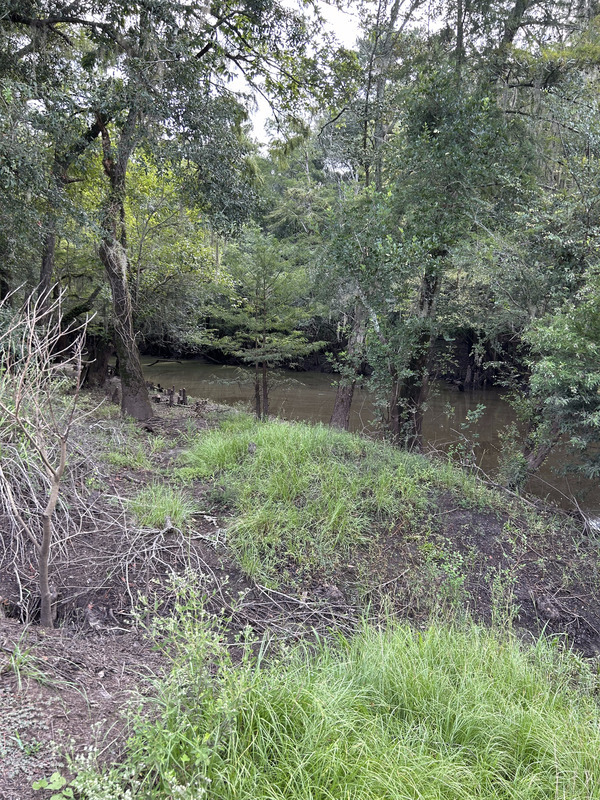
[330,303,367,430]
[261,313,268,420]
[394,266,442,450]
[97,109,152,421]
[388,369,400,439]
[395,353,431,450]
[254,359,261,419]
[262,361,269,420]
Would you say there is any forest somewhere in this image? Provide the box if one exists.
[2,2,600,799]
[2,0,600,486]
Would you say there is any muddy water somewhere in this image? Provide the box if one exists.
[142,358,599,520]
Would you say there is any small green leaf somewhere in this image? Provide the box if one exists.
[47,773,67,790]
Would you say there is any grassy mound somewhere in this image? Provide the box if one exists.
[177,416,492,582]
[73,593,600,800]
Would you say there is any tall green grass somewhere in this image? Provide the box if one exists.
[177,417,444,581]
[72,589,600,800]
[129,484,197,528]
[177,417,499,583]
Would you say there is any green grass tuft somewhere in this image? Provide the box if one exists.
[71,590,600,800]
[105,443,151,470]
[129,484,197,528]
[178,418,438,581]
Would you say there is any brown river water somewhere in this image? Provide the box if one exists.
[142,358,600,522]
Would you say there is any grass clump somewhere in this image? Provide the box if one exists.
[178,417,436,581]
[105,443,151,470]
[129,485,196,528]
[71,585,600,800]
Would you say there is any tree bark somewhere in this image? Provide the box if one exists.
[83,332,112,387]
[262,360,269,420]
[97,110,152,421]
[393,266,442,450]
[523,417,561,475]
[330,382,356,431]
[254,359,261,419]
[99,234,152,419]
[39,226,56,311]
[330,303,367,430]
[39,438,66,628]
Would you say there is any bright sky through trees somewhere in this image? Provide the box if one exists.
[251,1,360,141]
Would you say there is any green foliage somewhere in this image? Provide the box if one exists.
[129,485,197,529]
[70,587,600,800]
[125,157,227,354]
[32,772,73,800]
[179,417,491,582]
[217,228,319,365]
[105,445,151,471]
[521,268,600,477]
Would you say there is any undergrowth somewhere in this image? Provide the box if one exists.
[177,416,500,583]
[129,485,197,529]
[70,579,600,800]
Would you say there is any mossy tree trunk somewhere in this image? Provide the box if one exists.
[97,110,152,421]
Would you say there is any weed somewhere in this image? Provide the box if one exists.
[490,566,520,629]
[105,444,150,470]
[129,485,197,529]
[33,772,74,799]
[438,549,470,609]
[70,590,600,800]
[178,419,440,583]
[148,435,168,454]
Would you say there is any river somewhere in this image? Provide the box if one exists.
[141,357,599,521]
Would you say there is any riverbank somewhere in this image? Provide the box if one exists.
[138,356,600,519]
[1,396,600,798]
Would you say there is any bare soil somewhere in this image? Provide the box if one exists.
[1,397,600,800]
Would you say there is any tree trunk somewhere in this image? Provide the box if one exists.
[330,382,356,431]
[39,225,56,311]
[99,234,152,419]
[39,438,66,628]
[330,303,367,430]
[262,360,269,420]
[393,266,442,450]
[254,359,261,419]
[523,417,561,475]
[98,109,152,421]
[83,332,112,387]
[394,353,431,450]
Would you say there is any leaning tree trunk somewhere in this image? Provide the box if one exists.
[523,417,561,477]
[98,109,152,421]
[99,233,152,420]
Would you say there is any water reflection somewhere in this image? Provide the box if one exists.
[142,358,599,518]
